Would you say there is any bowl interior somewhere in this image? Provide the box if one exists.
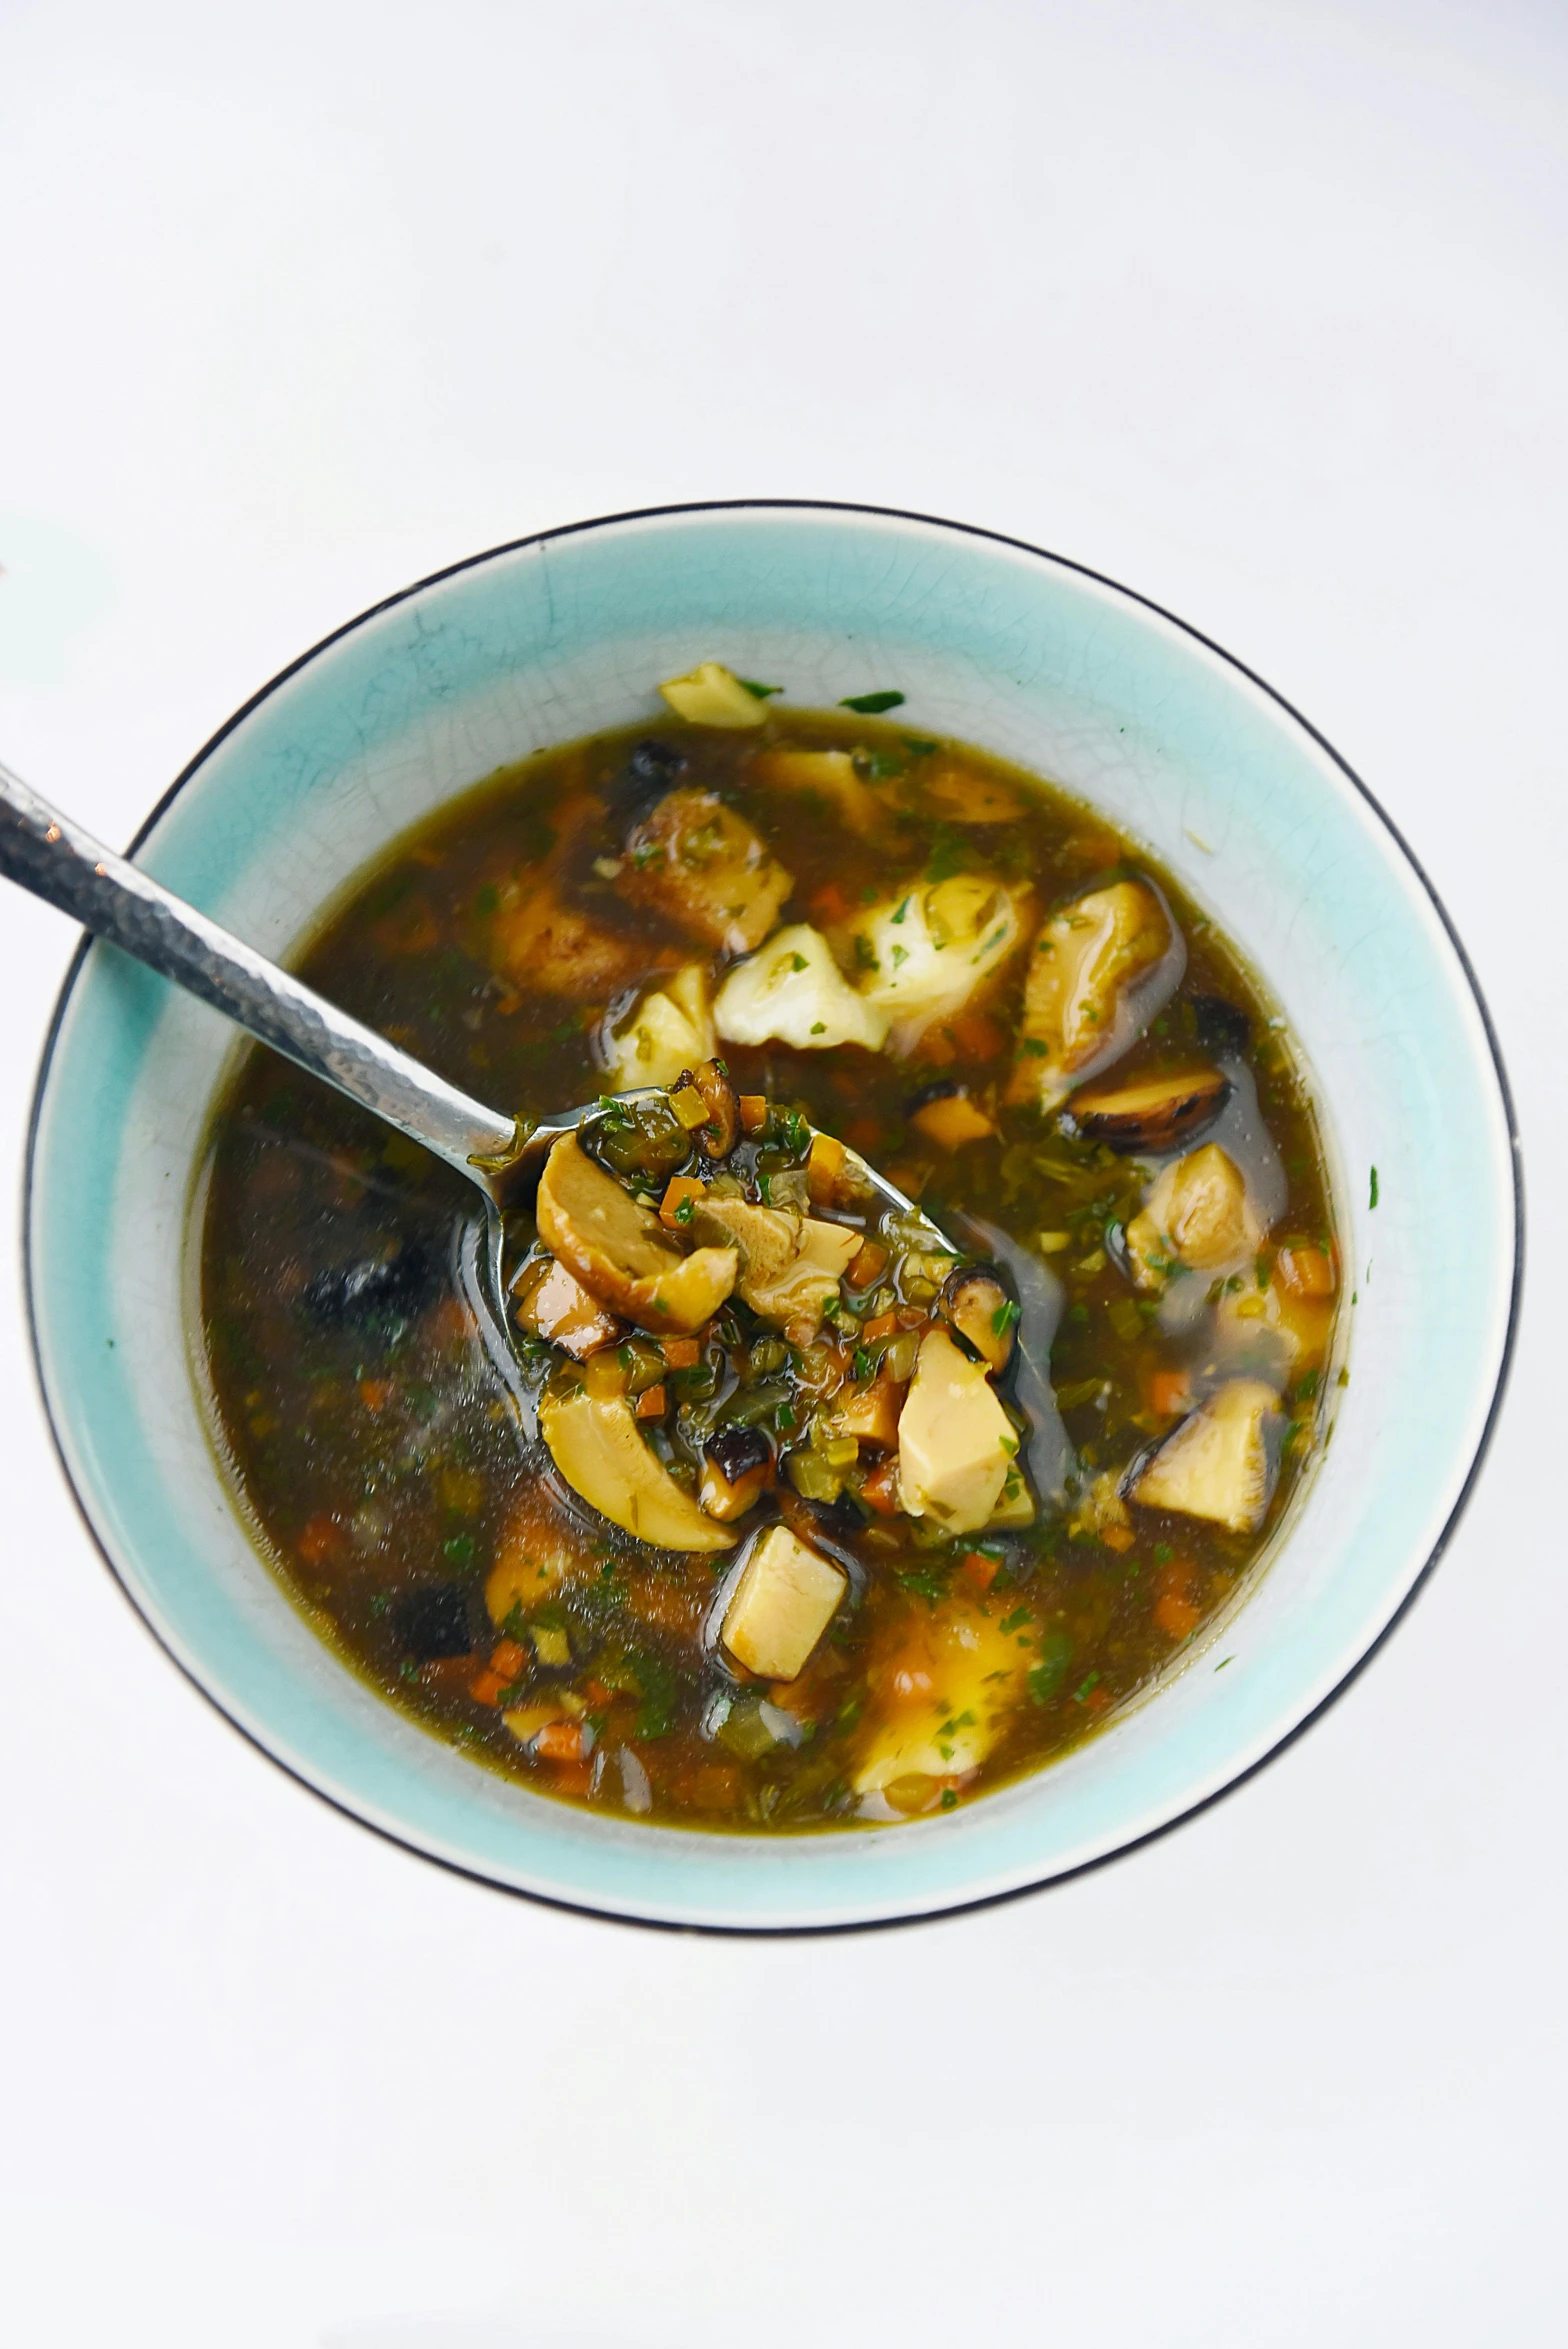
[27,505,1517,1929]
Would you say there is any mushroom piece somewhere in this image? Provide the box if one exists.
[484,1485,601,1623]
[852,1597,1033,1797]
[617,787,793,953]
[937,1266,1018,1375]
[751,746,888,837]
[1006,879,1183,1111]
[491,876,673,1001]
[848,876,1031,1058]
[535,1134,737,1336]
[720,1524,847,1680]
[906,1082,997,1149]
[690,1195,861,1344]
[921,765,1026,824]
[1130,1377,1283,1535]
[713,923,889,1053]
[700,1425,775,1522]
[691,1056,739,1157]
[600,965,716,1092]
[511,1254,622,1360]
[897,1326,1022,1537]
[1124,1143,1262,1290]
[1064,1066,1230,1154]
[657,660,770,728]
[539,1387,736,1551]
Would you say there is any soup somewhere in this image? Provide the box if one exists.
[197,660,1342,1829]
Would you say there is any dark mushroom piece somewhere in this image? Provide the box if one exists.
[1190,993,1252,1059]
[692,1057,739,1158]
[1062,1066,1230,1154]
[700,1424,775,1522]
[937,1265,1019,1376]
[391,1583,477,1661]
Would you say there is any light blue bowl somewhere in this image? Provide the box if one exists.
[25,503,1520,1931]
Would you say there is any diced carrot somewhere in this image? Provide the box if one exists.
[862,1310,899,1342]
[739,1094,768,1135]
[807,1130,846,1205]
[847,1237,889,1287]
[910,1091,996,1150]
[912,1029,957,1068]
[948,1009,1005,1062]
[635,1383,667,1421]
[1153,1592,1201,1641]
[658,1175,707,1231]
[425,1295,472,1348]
[1082,1684,1113,1713]
[810,881,850,923]
[861,1459,902,1516]
[845,1118,883,1155]
[489,1638,528,1680]
[1100,1523,1136,1554]
[358,1376,394,1412]
[1149,1368,1191,1418]
[1277,1245,1337,1299]
[470,1668,507,1706]
[297,1514,343,1569]
[660,1335,700,1368]
[961,1550,999,1592]
[535,1720,584,1763]
[552,1761,595,1797]
[581,1677,619,1707]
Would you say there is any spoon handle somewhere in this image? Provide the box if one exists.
[0,759,523,1197]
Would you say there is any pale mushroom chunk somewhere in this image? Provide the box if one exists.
[691,1195,860,1343]
[512,1254,621,1360]
[721,1524,847,1679]
[539,1388,736,1552]
[601,964,716,1090]
[897,1326,1020,1537]
[849,876,1029,1058]
[852,1600,1032,1795]
[713,923,889,1053]
[658,661,770,728]
[751,746,886,836]
[484,1485,600,1623]
[617,788,792,953]
[491,878,667,1001]
[1007,880,1180,1111]
[535,1134,737,1335]
[1131,1377,1283,1534]
[1125,1143,1263,1291]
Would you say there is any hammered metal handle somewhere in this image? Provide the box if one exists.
[0,758,523,1199]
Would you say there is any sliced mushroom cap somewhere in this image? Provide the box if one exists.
[700,1424,775,1522]
[1124,1143,1261,1290]
[536,1133,737,1335]
[617,787,792,953]
[1006,879,1183,1111]
[690,1195,860,1342]
[539,1386,736,1551]
[937,1266,1018,1375]
[511,1254,622,1360]
[1064,1065,1230,1153]
[1130,1377,1282,1534]
[692,1057,739,1157]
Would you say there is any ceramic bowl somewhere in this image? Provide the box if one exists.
[25,502,1520,1931]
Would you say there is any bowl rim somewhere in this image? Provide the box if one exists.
[21,496,1525,1936]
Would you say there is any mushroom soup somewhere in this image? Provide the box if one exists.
[197,664,1342,1829]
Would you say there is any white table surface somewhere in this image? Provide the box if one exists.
[2,3,1562,2341]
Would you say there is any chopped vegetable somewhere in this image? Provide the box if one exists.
[1131,1378,1283,1534]
[536,1134,737,1334]
[908,1085,996,1149]
[658,660,771,728]
[512,1255,621,1361]
[618,788,792,952]
[691,1194,860,1343]
[937,1266,1017,1375]
[539,1387,736,1550]
[1007,879,1180,1111]
[897,1326,1020,1536]
[714,923,889,1052]
[1066,1066,1229,1154]
[1125,1143,1262,1290]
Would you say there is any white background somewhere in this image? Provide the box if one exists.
[1,2,1561,2341]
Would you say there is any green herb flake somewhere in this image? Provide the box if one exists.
[740,679,783,699]
[840,689,906,714]
[1369,1165,1380,1209]
[902,736,939,756]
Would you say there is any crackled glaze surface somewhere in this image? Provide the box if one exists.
[26,506,1518,1928]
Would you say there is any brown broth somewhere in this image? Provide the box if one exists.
[196,705,1341,1830]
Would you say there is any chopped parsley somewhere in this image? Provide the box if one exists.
[839,689,906,713]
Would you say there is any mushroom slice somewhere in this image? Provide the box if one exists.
[511,1254,622,1360]
[618,787,793,953]
[937,1266,1018,1375]
[1131,1377,1283,1535]
[539,1387,736,1551]
[848,876,1030,1058]
[491,877,671,1001]
[691,1195,860,1343]
[700,1425,775,1522]
[852,1598,1033,1796]
[713,923,889,1053]
[897,1326,1021,1536]
[691,1056,739,1157]
[535,1134,737,1336]
[657,661,770,728]
[1065,1066,1230,1153]
[1007,879,1183,1111]
[752,746,888,837]
[600,964,716,1091]
[1125,1143,1262,1291]
[721,1524,847,1679]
